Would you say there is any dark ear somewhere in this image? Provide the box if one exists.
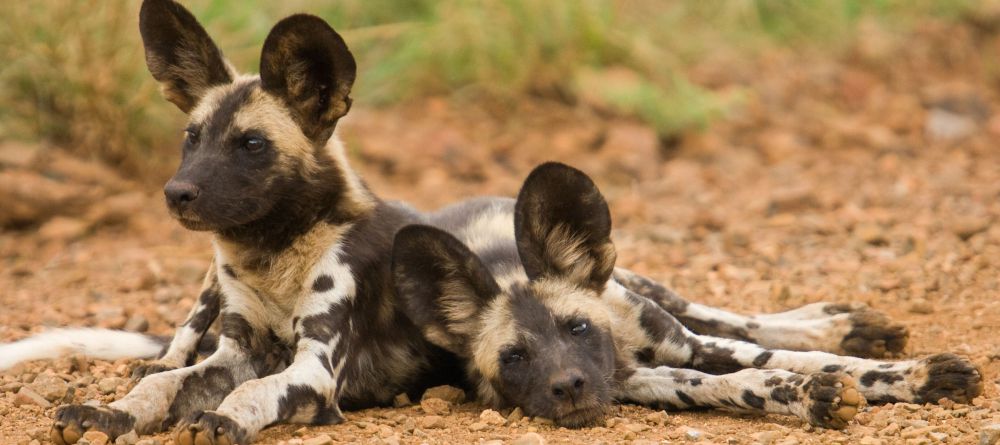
[259,14,356,143]
[392,225,501,355]
[139,0,234,113]
[515,162,617,291]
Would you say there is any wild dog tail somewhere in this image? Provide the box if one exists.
[0,328,166,371]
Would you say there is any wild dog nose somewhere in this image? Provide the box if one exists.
[550,369,586,402]
[164,180,200,209]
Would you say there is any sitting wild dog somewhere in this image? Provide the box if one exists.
[391,162,983,428]
[0,1,978,444]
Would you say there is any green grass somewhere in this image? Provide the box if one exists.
[0,0,978,180]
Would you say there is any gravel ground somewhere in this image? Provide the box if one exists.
[3,16,1000,445]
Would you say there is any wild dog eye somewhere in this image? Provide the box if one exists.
[242,136,267,152]
[570,321,589,336]
[500,349,526,365]
[184,127,200,144]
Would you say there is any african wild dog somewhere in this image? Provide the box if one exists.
[0,1,980,444]
[391,162,983,428]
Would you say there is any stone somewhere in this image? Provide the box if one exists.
[507,406,525,422]
[419,397,451,415]
[13,387,51,408]
[469,422,488,432]
[419,416,446,429]
[81,431,109,445]
[881,423,901,436]
[624,423,649,433]
[134,440,162,445]
[859,438,884,445]
[29,373,69,402]
[980,424,1000,445]
[123,314,149,332]
[97,377,125,395]
[113,430,139,445]
[512,432,546,445]
[421,385,466,404]
[685,428,704,441]
[392,392,411,407]
[38,216,89,243]
[644,410,670,426]
[302,435,333,445]
[480,409,507,425]
[753,430,782,444]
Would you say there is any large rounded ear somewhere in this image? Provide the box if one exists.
[392,225,501,355]
[259,14,356,144]
[139,0,234,113]
[514,162,617,291]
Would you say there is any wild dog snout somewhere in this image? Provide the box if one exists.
[164,180,200,211]
[550,369,586,403]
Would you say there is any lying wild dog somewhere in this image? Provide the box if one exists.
[391,162,983,428]
[0,1,978,443]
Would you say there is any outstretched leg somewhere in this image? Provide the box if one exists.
[619,366,862,429]
[613,268,908,358]
[133,262,224,379]
[611,284,982,405]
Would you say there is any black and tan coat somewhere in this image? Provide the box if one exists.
[0,1,982,444]
[392,162,983,429]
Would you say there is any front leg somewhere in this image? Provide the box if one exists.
[613,268,908,358]
[134,261,223,379]
[619,367,863,429]
[176,287,353,444]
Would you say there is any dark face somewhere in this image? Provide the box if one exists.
[164,81,295,231]
[493,289,616,427]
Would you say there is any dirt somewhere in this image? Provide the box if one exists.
[3,17,1000,445]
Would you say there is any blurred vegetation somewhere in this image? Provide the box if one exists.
[0,0,979,180]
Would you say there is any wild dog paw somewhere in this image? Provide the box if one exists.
[912,353,983,404]
[176,411,248,445]
[829,304,908,358]
[51,405,136,445]
[130,360,178,380]
[801,372,863,429]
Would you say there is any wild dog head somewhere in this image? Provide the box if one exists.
[139,0,365,244]
[394,162,621,427]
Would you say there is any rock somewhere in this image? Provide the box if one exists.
[13,387,51,408]
[981,424,1000,445]
[419,416,446,429]
[421,385,466,404]
[908,299,934,314]
[624,423,649,433]
[753,430,783,444]
[38,216,89,243]
[123,314,149,332]
[376,425,394,438]
[859,438,884,445]
[949,216,991,240]
[854,223,887,245]
[97,377,125,395]
[114,430,139,445]
[929,432,947,442]
[507,406,525,422]
[469,422,488,432]
[29,373,68,402]
[392,392,411,407]
[926,108,977,141]
[685,428,704,441]
[81,431,109,445]
[134,439,162,445]
[881,423,901,436]
[302,434,333,445]
[768,187,819,215]
[512,432,546,445]
[419,397,450,415]
[644,410,670,426]
[480,409,507,425]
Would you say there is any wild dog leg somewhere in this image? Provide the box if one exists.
[617,286,982,405]
[133,262,223,379]
[613,268,908,358]
[619,366,862,429]
[174,282,352,445]
[50,311,283,445]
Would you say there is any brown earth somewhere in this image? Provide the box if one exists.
[3,17,1000,445]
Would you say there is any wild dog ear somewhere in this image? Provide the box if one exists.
[515,162,617,291]
[139,0,235,113]
[393,225,501,355]
[259,14,356,144]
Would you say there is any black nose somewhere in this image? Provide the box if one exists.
[164,180,200,210]
[550,370,586,402]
